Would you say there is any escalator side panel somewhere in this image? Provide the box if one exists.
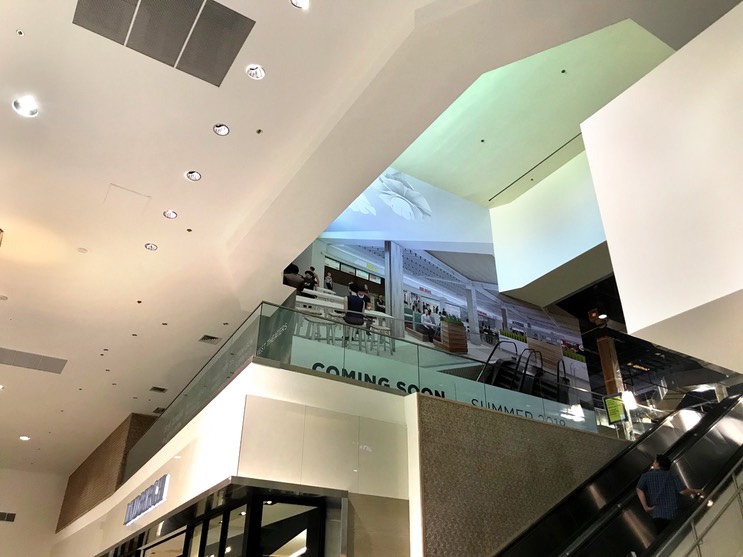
[496,410,703,557]
[571,397,743,557]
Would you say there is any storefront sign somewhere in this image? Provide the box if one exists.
[124,474,169,526]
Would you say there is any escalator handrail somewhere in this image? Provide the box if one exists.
[493,395,740,557]
[556,395,743,557]
[476,340,519,382]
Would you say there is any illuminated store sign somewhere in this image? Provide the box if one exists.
[124,474,170,526]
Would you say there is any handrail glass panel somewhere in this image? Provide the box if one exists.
[125,299,711,480]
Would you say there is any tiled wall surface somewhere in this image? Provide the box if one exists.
[55,413,155,531]
[417,396,628,557]
[348,493,410,557]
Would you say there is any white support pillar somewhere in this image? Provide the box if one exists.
[465,286,481,346]
[385,241,405,338]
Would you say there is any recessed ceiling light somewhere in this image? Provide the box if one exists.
[213,123,230,136]
[185,170,201,181]
[12,95,39,117]
[0,295,8,301]
[0,385,4,390]
[19,435,30,441]
[598,313,608,320]
[246,64,265,80]
[163,209,178,219]
[240,511,246,516]
[16,29,24,36]
[144,242,158,251]
[290,0,310,9]
[77,247,88,254]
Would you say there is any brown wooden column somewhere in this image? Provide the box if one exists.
[597,336,623,394]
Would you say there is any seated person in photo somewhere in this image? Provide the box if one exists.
[283,263,305,292]
[421,309,437,342]
[303,271,317,289]
[343,283,366,326]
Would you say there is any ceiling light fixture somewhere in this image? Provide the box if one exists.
[185,170,201,181]
[19,435,30,441]
[163,209,178,219]
[12,95,39,117]
[213,123,230,136]
[16,29,24,36]
[290,0,310,9]
[0,385,4,390]
[246,64,265,80]
[144,243,158,251]
[598,313,608,320]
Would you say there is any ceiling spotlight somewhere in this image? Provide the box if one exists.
[12,95,39,117]
[16,29,24,37]
[163,209,178,219]
[185,170,201,181]
[290,0,310,8]
[144,243,158,251]
[19,435,30,441]
[246,64,265,80]
[213,123,230,136]
[0,385,4,390]
[598,313,608,320]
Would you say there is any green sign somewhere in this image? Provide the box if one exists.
[605,396,627,424]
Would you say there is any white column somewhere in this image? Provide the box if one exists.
[385,241,405,338]
[465,286,481,345]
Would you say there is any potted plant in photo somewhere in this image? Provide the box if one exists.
[438,315,468,353]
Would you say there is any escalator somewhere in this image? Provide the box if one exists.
[563,394,743,557]
[493,395,743,557]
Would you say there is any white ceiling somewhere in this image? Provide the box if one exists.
[392,19,674,207]
[1,0,738,477]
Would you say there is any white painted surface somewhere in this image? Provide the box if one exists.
[582,3,743,370]
[52,362,408,556]
[0,469,66,557]
[490,152,606,293]
[239,395,408,499]
[405,396,424,557]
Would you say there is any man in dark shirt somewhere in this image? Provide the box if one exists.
[636,454,703,532]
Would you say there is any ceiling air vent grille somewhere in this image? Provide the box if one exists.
[0,512,17,522]
[198,335,221,345]
[0,347,67,374]
[153,407,166,415]
[73,0,255,86]
[149,386,168,393]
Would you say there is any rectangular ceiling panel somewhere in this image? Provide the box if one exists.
[176,0,255,86]
[73,0,138,45]
[126,0,203,66]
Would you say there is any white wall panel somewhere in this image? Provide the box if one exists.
[490,152,609,302]
[301,407,361,492]
[239,396,305,484]
[358,417,409,499]
[582,3,743,370]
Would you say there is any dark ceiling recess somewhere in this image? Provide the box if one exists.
[557,275,625,327]
[73,0,255,86]
[558,276,731,401]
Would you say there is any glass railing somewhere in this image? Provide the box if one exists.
[123,297,692,481]
[655,455,743,557]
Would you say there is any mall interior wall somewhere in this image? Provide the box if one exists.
[56,413,156,531]
[0,468,67,557]
[582,2,743,372]
[412,395,628,557]
[490,152,611,307]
